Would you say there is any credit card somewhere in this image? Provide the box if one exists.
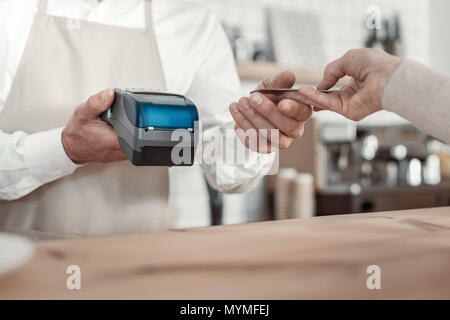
[250,88,334,95]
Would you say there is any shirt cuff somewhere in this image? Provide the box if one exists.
[381,59,450,144]
[23,127,79,180]
[382,59,442,114]
[210,136,276,193]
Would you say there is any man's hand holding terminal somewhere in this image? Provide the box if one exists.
[62,89,126,164]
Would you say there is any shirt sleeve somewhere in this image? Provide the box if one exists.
[382,59,450,144]
[186,14,275,193]
[0,127,78,200]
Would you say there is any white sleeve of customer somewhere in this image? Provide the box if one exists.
[382,59,450,144]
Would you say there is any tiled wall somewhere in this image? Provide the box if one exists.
[187,0,430,66]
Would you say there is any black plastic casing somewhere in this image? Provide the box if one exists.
[100,89,198,166]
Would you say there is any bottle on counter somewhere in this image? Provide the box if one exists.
[382,19,393,54]
[364,14,403,56]
[364,23,386,51]
[391,14,404,57]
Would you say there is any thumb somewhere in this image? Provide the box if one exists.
[81,88,115,119]
[258,71,296,89]
[317,54,350,90]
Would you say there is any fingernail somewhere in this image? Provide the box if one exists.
[241,100,250,110]
[280,102,292,113]
[269,74,275,86]
[250,93,263,106]
[231,104,239,113]
[102,89,111,102]
[317,81,326,90]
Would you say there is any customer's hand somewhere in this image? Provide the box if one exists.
[296,48,402,121]
[229,71,313,153]
[62,89,126,164]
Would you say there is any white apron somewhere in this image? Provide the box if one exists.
[0,0,172,239]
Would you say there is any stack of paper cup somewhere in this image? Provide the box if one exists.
[291,173,315,218]
[274,170,315,220]
[274,168,298,220]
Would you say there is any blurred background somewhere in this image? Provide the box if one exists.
[170,0,450,229]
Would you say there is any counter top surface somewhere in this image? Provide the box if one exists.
[1,206,450,299]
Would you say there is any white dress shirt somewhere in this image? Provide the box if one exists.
[0,0,274,200]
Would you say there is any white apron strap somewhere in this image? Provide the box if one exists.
[144,0,153,34]
[38,0,48,14]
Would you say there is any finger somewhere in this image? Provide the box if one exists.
[343,86,373,121]
[106,126,123,146]
[258,71,296,89]
[231,100,274,152]
[257,71,297,104]
[237,97,277,141]
[274,91,330,113]
[249,93,303,139]
[277,99,313,122]
[313,106,325,112]
[270,90,327,109]
[297,86,342,112]
[317,55,348,90]
[100,148,127,163]
[79,88,114,120]
[235,98,295,152]
[233,124,275,154]
[95,132,126,162]
[229,102,257,133]
[110,148,127,161]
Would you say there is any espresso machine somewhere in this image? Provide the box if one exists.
[315,123,450,215]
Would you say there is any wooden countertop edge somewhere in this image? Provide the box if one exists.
[1,206,449,299]
[35,206,450,245]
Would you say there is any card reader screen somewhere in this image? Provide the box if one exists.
[136,101,197,130]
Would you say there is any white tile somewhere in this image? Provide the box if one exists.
[189,0,430,66]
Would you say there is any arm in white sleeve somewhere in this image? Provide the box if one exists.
[382,59,450,144]
[186,14,275,193]
[0,127,78,200]
[198,123,275,194]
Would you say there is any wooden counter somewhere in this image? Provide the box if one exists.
[1,207,450,299]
